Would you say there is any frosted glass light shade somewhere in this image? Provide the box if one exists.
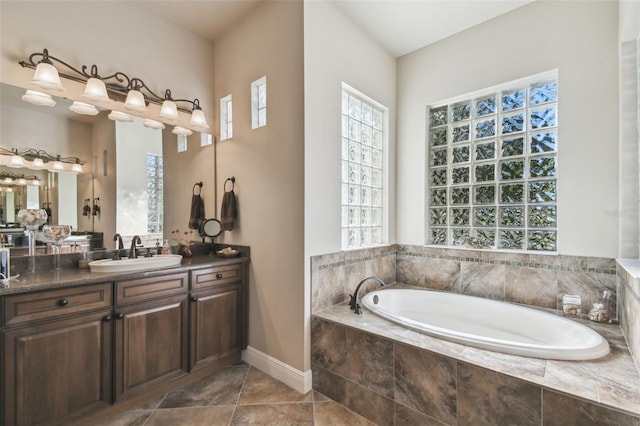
[4,177,12,184]
[108,110,133,122]
[31,62,65,92]
[159,99,179,121]
[17,177,27,185]
[143,119,165,129]
[32,158,44,168]
[52,161,65,171]
[124,90,147,112]
[172,126,193,136]
[70,101,99,116]
[82,78,110,103]
[22,90,56,107]
[71,163,83,173]
[8,155,25,168]
[32,179,41,186]
[189,109,209,129]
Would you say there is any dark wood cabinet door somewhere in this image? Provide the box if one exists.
[113,294,188,401]
[190,283,243,371]
[2,309,113,426]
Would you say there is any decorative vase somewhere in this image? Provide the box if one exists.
[178,244,192,257]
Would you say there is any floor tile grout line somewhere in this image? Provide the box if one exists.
[228,365,252,425]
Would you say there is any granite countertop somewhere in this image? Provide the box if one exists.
[0,254,250,296]
[314,288,640,418]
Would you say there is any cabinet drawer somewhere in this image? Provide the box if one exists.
[116,272,188,305]
[191,265,242,290]
[3,282,112,327]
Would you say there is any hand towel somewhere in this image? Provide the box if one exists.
[188,194,205,229]
[221,190,236,231]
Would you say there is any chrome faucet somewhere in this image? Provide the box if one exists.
[113,233,125,260]
[349,275,386,315]
[128,235,142,259]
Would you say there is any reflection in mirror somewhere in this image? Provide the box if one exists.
[1,82,213,257]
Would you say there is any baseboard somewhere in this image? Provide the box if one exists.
[242,346,312,394]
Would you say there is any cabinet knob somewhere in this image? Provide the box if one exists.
[59,299,68,306]
[103,315,112,322]
[190,296,198,302]
[115,313,125,320]
[216,273,223,279]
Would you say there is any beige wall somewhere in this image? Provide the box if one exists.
[214,0,305,370]
[397,0,620,258]
[303,1,397,370]
[92,115,117,240]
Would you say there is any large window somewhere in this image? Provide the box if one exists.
[146,153,163,234]
[427,72,558,251]
[341,85,387,249]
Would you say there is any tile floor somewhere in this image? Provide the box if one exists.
[99,363,375,425]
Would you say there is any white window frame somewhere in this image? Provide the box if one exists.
[251,76,267,129]
[220,95,233,141]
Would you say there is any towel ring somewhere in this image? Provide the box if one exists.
[224,176,235,192]
[193,181,203,195]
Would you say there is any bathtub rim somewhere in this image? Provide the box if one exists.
[361,288,610,361]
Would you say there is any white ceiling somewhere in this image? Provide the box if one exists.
[140,0,533,58]
[332,0,534,57]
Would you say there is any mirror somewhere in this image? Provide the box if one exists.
[200,218,222,238]
[0,82,212,257]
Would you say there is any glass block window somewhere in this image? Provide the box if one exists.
[341,85,387,249]
[146,153,163,234]
[251,76,267,129]
[220,95,233,141]
[427,73,558,251]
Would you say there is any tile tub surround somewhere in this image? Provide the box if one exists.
[311,245,397,313]
[311,307,640,425]
[311,245,618,316]
[618,259,640,373]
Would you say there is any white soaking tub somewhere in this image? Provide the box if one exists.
[360,289,610,360]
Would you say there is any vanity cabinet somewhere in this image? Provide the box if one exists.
[190,264,246,371]
[1,258,248,426]
[1,283,113,426]
[113,272,189,401]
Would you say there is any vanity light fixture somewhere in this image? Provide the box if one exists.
[21,89,56,107]
[0,172,41,186]
[69,101,99,116]
[0,147,85,173]
[172,126,193,136]
[189,99,209,129]
[19,49,209,131]
[108,110,133,122]
[82,75,111,104]
[8,150,25,168]
[160,90,179,122]
[71,160,84,173]
[52,160,65,171]
[143,119,165,130]
[124,79,147,113]
[32,156,45,169]
[29,49,64,92]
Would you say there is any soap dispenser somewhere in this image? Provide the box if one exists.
[161,239,172,255]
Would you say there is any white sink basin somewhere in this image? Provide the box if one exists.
[89,254,183,273]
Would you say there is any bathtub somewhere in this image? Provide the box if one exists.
[360,288,610,360]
